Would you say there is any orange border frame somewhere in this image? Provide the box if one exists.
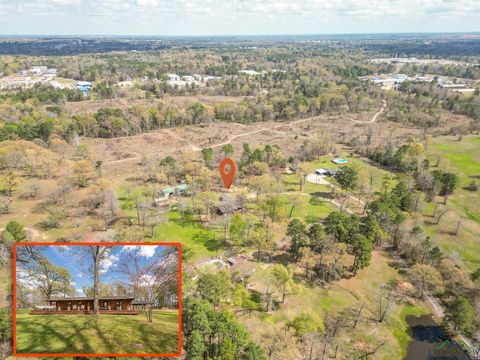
[12,242,182,357]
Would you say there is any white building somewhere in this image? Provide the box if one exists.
[239,70,261,76]
[166,73,180,82]
[28,66,57,76]
[202,75,221,82]
[117,80,134,88]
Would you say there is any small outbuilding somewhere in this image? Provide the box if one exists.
[161,184,189,198]
[332,158,348,165]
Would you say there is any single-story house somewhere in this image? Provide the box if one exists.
[30,296,140,315]
[226,256,256,280]
[75,81,93,93]
[216,194,244,215]
[315,168,342,177]
[166,73,179,82]
[315,168,329,175]
[239,70,261,76]
[132,299,150,310]
[160,184,189,198]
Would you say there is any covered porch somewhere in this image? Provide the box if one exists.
[30,309,139,315]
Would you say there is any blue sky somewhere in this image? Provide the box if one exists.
[0,0,478,35]
[23,245,170,296]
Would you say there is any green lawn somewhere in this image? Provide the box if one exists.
[118,185,225,261]
[15,309,179,355]
[152,211,224,260]
[429,136,480,223]
[241,250,431,359]
[277,193,334,223]
[426,136,480,270]
[290,155,392,193]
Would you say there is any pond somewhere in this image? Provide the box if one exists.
[404,315,471,360]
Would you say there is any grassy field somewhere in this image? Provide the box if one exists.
[425,136,480,270]
[241,250,430,359]
[152,211,224,260]
[15,309,179,355]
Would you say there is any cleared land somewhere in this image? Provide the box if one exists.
[424,135,480,270]
[15,309,179,355]
[241,250,430,359]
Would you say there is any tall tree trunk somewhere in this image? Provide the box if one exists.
[93,247,100,315]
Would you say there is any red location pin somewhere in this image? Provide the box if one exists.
[219,157,237,189]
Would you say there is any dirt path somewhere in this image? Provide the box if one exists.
[342,100,387,124]
[102,115,321,165]
[164,129,201,151]
[209,116,316,149]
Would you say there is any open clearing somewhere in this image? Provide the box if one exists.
[241,250,430,359]
[15,309,179,355]
[425,135,480,270]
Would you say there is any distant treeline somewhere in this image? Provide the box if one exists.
[0,38,170,56]
[1,37,479,57]
[358,39,480,57]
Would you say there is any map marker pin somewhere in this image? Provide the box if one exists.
[219,157,237,189]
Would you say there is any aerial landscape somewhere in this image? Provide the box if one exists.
[0,1,479,359]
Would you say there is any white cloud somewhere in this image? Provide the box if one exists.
[138,246,158,258]
[100,253,119,273]
[122,245,138,252]
[50,0,82,5]
[1,0,479,35]
[76,288,85,296]
[121,245,158,258]
[136,0,157,7]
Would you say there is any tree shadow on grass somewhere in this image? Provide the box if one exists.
[136,314,179,354]
[16,315,121,354]
[87,316,116,353]
[17,316,90,354]
[193,232,223,252]
[310,191,333,199]
[17,312,179,355]
[305,215,322,223]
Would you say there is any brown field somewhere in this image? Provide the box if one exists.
[65,95,252,115]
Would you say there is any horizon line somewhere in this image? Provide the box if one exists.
[1,31,480,38]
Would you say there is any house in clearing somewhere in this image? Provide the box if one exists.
[160,184,189,198]
[216,194,244,215]
[30,296,140,315]
[75,81,93,93]
[315,168,342,177]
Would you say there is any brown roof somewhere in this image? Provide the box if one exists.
[217,194,243,215]
[49,296,134,301]
[132,299,150,305]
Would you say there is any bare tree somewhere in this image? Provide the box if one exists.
[117,246,178,322]
[358,340,388,359]
[376,288,395,323]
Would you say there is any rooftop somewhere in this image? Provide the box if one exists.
[49,296,135,301]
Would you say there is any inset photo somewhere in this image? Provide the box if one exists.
[13,242,181,357]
